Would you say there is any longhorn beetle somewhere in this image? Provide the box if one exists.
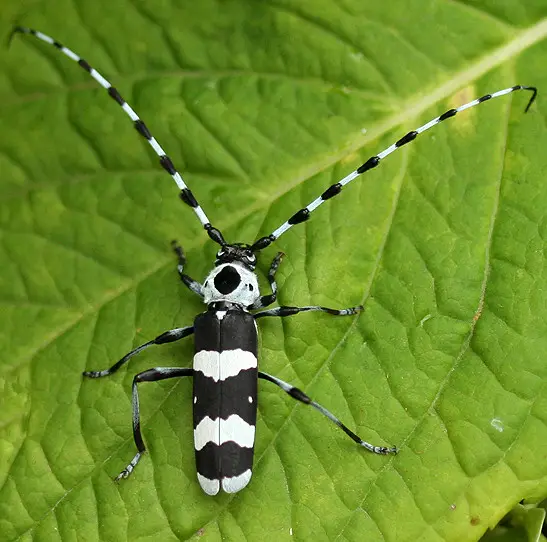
[11,26,537,495]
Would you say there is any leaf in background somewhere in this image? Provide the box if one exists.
[1,1,547,541]
[480,502,546,542]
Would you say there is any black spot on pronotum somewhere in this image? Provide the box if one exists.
[214,266,241,294]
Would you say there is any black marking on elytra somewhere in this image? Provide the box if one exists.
[288,208,310,225]
[134,119,152,140]
[193,368,258,426]
[214,266,241,295]
[180,188,198,208]
[107,86,124,105]
[221,311,258,357]
[321,183,342,200]
[194,311,257,354]
[196,441,254,480]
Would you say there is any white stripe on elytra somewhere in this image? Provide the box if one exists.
[194,416,219,450]
[194,351,219,381]
[194,349,257,382]
[220,415,255,448]
[194,414,255,450]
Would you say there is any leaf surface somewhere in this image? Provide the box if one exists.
[1,2,547,541]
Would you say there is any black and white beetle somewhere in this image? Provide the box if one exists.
[12,26,537,495]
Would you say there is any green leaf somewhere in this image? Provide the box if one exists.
[2,2,547,541]
[480,502,546,542]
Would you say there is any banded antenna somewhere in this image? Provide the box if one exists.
[10,26,228,247]
[251,85,537,251]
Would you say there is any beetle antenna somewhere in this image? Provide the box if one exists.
[251,85,537,251]
[11,26,227,247]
